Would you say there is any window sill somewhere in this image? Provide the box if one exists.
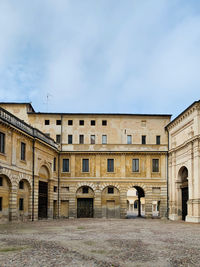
[82,172,90,174]
[20,160,26,164]
[0,152,6,156]
[61,171,70,174]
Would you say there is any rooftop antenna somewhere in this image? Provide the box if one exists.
[46,93,52,112]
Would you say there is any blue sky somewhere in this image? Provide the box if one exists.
[0,0,200,117]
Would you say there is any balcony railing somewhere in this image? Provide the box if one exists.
[0,107,58,149]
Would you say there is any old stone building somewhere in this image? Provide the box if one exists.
[0,101,199,223]
[166,100,200,223]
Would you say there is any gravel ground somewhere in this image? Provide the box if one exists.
[0,218,200,267]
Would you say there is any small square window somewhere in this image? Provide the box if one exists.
[19,198,24,211]
[79,135,84,144]
[68,135,73,144]
[68,120,73,126]
[82,186,89,194]
[108,187,114,194]
[0,177,2,186]
[142,135,146,145]
[91,120,95,126]
[19,181,24,189]
[54,186,57,192]
[156,136,160,145]
[79,120,84,126]
[56,120,61,125]
[56,135,61,143]
[90,135,95,144]
[102,120,107,126]
[45,120,50,125]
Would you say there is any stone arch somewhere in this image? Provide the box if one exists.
[0,174,12,222]
[101,185,120,218]
[76,185,94,218]
[100,183,120,191]
[17,178,31,221]
[177,166,189,221]
[38,165,51,180]
[126,184,146,217]
[74,182,96,192]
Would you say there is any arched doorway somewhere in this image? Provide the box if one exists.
[38,165,50,219]
[0,175,11,221]
[178,166,188,220]
[126,186,145,218]
[102,186,120,218]
[17,179,31,221]
[76,186,94,218]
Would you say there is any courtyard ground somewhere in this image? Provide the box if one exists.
[0,218,200,267]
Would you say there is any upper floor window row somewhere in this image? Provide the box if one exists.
[44,119,108,126]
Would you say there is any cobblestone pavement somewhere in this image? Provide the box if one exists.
[0,218,200,267]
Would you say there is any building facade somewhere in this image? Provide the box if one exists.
[0,101,199,223]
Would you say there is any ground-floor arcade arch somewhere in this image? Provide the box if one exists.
[76,186,94,218]
[17,179,31,221]
[102,185,120,218]
[0,175,11,222]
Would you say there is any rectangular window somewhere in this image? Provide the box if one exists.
[53,157,56,172]
[79,120,84,126]
[56,134,61,143]
[21,142,26,161]
[45,120,50,125]
[63,159,69,172]
[0,197,2,211]
[127,135,132,144]
[102,135,107,144]
[132,159,139,172]
[68,135,73,144]
[102,120,107,126]
[0,132,5,154]
[19,198,24,211]
[107,159,114,172]
[142,135,146,144]
[91,120,95,126]
[0,177,2,186]
[54,186,57,192]
[79,135,84,144]
[152,159,159,172]
[19,181,24,189]
[68,120,73,125]
[108,187,114,194]
[56,120,61,125]
[90,135,95,144]
[82,159,89,172]
[82,186,88,194]
[156,136,160,145]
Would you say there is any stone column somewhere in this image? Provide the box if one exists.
[120,188,127,218]
[94,186,102,218]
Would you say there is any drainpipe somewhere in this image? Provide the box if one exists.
[32,138,35,221]
[166,128,169,219]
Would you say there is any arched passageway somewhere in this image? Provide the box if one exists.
[127,186,145,218]
[76,186,94,218]
[178,167,188,220]
[38,165,50,219]
[0,175,11,221]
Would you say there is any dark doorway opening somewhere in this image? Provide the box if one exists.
[38,181,48,219]
[182,187,188,220]
[77,198,93,218]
